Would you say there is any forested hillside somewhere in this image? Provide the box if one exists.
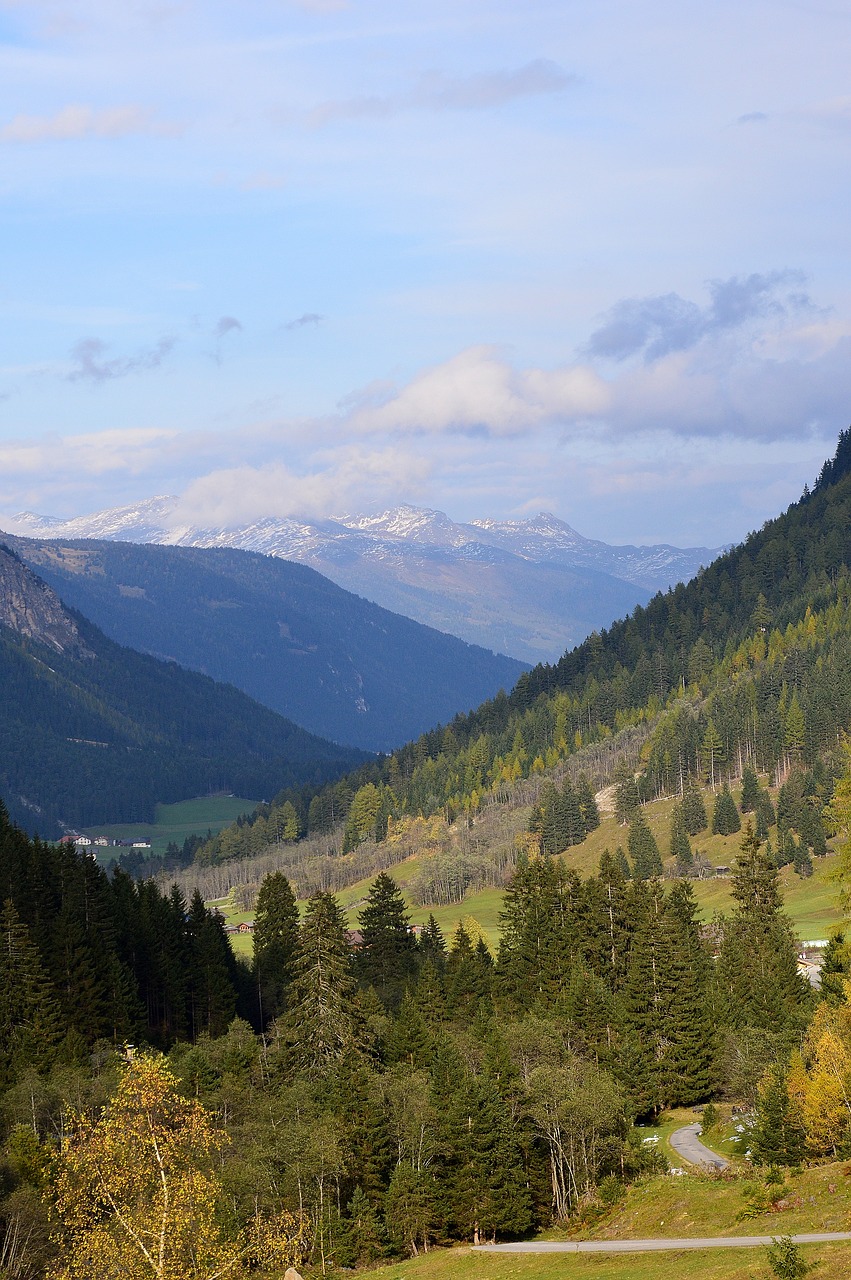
[9,538,526,753]
[0,545,364,836]
[197,430,851,866]
[5,795,850,1275]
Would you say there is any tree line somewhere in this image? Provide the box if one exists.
[1,791,831,1276]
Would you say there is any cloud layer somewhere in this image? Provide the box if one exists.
[1,104,171,143]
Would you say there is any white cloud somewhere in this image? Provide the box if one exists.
[171,446,432,527]
[348,345,609,437]
[0,103,176,143]
[309,60,576,127]
[0,427,179,478]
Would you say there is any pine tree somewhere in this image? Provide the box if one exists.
[628,810,663,880]
[712,785,741,836]
[702,719,725,790]
[357,873,418,1010]
[418,915,447,968]
[252,872,299,1027]
[497,857,579,1007]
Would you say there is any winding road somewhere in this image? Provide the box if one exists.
[669,1121,730,1170]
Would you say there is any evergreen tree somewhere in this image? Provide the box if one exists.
[418,915,447,968]
[187,890,238,1038]
[682,782,708,835]
[751,1061,806,1166]
[740,765,761,813]
[252,872,299,1027]
[334,1052,393,1207]
[357,873,418,1010]
[716,826,811,1031]
[0,898,61,1087]
[497,857,579,1007]
[712,785,741,836]
[622,882,715,1112]
[669,803,693,870]
[284,890,358,1073]
[627,810,663,880]
[755,790,776,840]
[577,775,601,833]
[614,762,640,825]
[445,925,492,1019]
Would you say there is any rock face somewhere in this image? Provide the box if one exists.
[0,544,93,657]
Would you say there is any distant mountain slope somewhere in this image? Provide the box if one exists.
[195,428,851,869]
[8,538,526,753]
[0,544,365,836]
[8,499,720,663]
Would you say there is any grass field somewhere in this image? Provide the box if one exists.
[86,795,261,861]
[356,1241,851,1280]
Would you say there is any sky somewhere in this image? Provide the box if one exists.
[0,0,849,547]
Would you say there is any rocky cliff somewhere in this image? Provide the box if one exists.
[0,544,93,657]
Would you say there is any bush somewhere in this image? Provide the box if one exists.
[765,1235,815,1279]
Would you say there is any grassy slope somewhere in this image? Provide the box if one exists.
[357,1241,851,1280]
[216,779,844,960]
[355,1162,851,1280]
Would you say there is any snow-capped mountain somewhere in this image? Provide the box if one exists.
[5,499,721,664]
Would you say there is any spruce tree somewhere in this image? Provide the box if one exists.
[628,810,663,880]
[716,826,811,1031]
[357,873,418,1010]
[614,762,640,825]
[751,1061,806,1166]
[682,782,708,835]
[0,898,61,1087]
[418,915,447,968]
[712,785,741,836]
[577,775,601,833]
[669,803,693,870]
[740,765,761,813]
[252,872,299,1027]
[497,857,579,1007]
[284,890,358,1073]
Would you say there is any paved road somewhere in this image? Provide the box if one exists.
[473,1233,851,1254]
[669,1121,729,1170]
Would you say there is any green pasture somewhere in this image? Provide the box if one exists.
[86,795,260,862]
[357,1241,851,1280]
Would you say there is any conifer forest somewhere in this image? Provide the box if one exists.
[6,438,851,1279]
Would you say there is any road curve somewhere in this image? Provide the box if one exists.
[472,1233,851,1254]
[669,1121,729,1170]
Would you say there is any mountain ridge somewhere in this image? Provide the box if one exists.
[0,544,366,837]
[6,498,721,663]
[7,537,526,754]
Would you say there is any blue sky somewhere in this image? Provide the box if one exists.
[0,0,849,546]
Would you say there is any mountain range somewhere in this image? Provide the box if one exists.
[6,537,525,753]
[7,499,722,664]
[0,543,366,837]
